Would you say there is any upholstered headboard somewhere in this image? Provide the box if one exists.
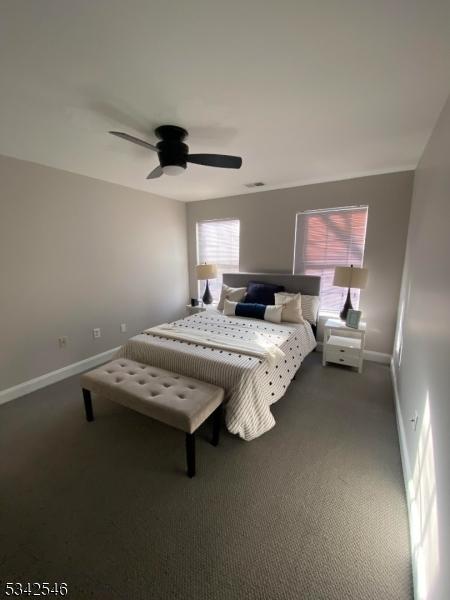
[222,272,321,297]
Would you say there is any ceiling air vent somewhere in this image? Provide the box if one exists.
[245,182,265,188]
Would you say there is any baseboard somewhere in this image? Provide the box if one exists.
[390,359,418,600]
[0,343,391,404]
[316,342,391,364]
[0,346,121,406]
[363,349,391,364]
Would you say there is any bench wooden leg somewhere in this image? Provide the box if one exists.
[185,432,196,478]
[83,388,94,422]
[212,404,222,447]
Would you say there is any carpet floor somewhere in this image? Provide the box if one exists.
[0,353,413,600]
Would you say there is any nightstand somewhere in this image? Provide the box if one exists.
[323,318,366,373]
[185,304,218,316]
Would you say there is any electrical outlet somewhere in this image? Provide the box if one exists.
[120,323,127,333]
[93,328,101,339]
[58,336,68,348]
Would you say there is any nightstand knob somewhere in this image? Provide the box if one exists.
[339,358,344,362]
[339,349,344,352]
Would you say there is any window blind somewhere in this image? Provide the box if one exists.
[196,219,240,302]
[294,206,368,312]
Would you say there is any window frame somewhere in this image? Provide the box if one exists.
[292,205,369,314]
[196,217,241,303]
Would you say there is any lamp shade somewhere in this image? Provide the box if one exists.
[333,266,368,289]
[196,263,218,280]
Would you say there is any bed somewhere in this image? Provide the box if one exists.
[117,273,320,441]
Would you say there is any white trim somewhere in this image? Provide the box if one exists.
[390,359,418,599]
[0,347,120,405]
[316,342,391,364]
[298,205,367,216]
[362,349,391,364]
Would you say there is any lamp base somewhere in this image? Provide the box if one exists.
[202,280,213,305]
[340,288,353,321]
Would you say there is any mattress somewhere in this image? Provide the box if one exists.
[117,311,316,440]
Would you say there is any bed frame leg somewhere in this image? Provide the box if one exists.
[211,404,222,447]
[186,433,196,478]
[83,388,94,422]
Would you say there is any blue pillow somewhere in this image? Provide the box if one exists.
[235,302,266,320]
[244,281,285,305]
[223,301,282,323]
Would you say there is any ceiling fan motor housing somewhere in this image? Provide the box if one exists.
[155,126,189,169]
[156,140,189,169]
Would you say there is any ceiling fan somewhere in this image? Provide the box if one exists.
[109,125,242,179]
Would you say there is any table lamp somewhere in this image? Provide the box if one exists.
[196,263,218,305]
[333,265,368,321]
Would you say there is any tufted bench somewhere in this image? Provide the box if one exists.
[80,358,224,477]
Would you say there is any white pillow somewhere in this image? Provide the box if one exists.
[264,304,283,323]
[301,295,320,324]
[223,299,283,323]
[223,299,236,316]
[217,284,247,311]
[274,292,305,324]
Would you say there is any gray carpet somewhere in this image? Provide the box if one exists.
[0,353,412,600]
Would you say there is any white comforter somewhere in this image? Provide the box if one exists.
[117,311,316,441]
[144,323,285,365]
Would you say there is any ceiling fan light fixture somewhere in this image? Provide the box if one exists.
[162,165,185,176]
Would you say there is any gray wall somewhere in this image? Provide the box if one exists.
[187,171,413,354]
[0,155,188,391]
[393,96,450,600]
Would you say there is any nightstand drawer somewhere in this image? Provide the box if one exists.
[325,349,360,367]
[325,344,360,360]
[326,335,361,356]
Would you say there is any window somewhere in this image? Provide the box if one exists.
[196,219,240,303]
[293,206,368,312]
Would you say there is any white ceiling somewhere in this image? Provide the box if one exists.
[1,0,449,202]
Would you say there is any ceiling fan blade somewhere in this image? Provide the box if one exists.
[146,165,163,179]
[109,131,158,152]
[187,154,242,169]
